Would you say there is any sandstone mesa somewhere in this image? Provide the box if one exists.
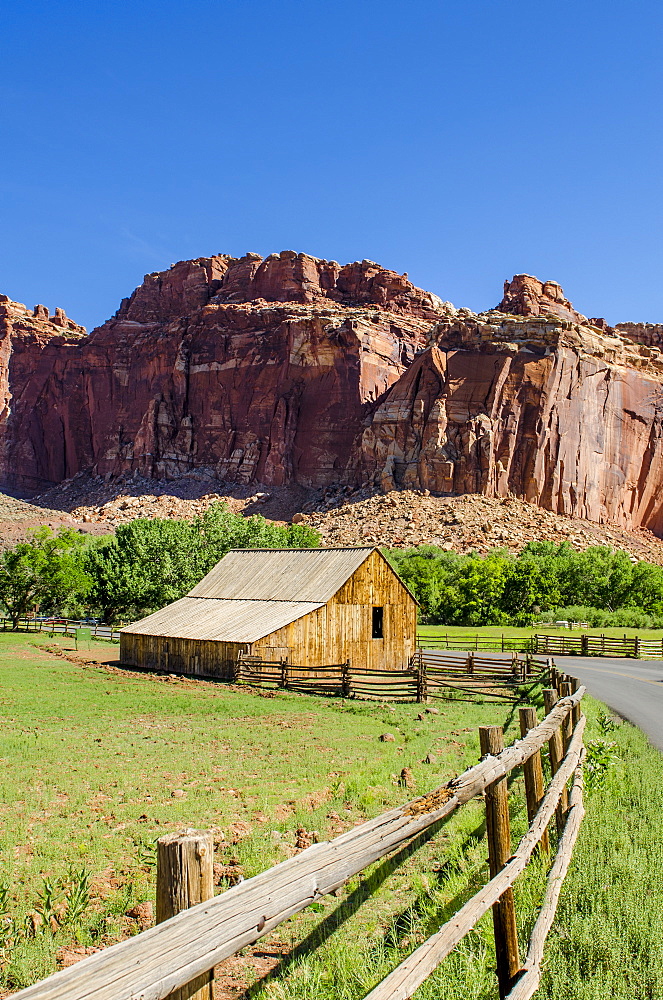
[1,252,662,536]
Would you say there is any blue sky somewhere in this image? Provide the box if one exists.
[2,1,662,330]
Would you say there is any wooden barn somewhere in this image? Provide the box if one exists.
[119,547,417,679]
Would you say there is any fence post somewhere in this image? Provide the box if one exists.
[560,681,573,750]
[479,725,520,998]
[467,652,474,675]
[342,659,350,698]
[581,633,588,656]
[543,688,568,828]
[569,676,581,726]
[634,636,640,658]
[519,707,550,856]
[280,658,288,688]
[416,652,427,703]
[157,829,214,1000]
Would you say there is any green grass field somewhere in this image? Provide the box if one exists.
[0,633,661,998]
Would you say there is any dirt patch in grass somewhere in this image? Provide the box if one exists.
[213,940,290,999]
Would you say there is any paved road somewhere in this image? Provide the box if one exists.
[552,655,663,752]
[422,650,663,751]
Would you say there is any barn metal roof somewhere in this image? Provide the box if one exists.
[188,547,376,602]
[120,596,325,642]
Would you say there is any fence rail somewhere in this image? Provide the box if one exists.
[418,650,552,704]
[12,677,585,1000]
[1,618,122,642]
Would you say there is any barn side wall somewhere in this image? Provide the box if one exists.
[119,633,247,679]
[254,551,417,670]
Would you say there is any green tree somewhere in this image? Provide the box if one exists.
[85,503,321,624]
[629,560,663,613]
[0,527,92,629]
[500,541,566,623]
[386,546,466,623]
[455,551,511,626]
[561,545,634,609]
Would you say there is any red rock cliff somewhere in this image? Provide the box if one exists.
[0,253,440,490]
[356,302,663,534]
[2,258,663,536]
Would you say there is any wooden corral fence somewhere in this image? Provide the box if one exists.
[12,676,586,1000]
[416,650,553,703]
[533,632,663,658]
[419,629,663,659]
[418,631,536,652]
[1,618,122,642]
[235,652,553,703]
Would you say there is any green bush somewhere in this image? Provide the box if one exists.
[537,605,663,628]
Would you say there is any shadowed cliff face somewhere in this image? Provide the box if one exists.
[2,254,663,536]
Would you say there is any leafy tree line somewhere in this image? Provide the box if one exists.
[386,541,663,626]
[3,522,663,629]
[0,505,320,626]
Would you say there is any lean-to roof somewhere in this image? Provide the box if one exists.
[120,596,324,643]
[188,547,376,602]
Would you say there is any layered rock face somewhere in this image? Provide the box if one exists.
[0,253,440,491]
[357,294,663,534]
[2,252,663,536]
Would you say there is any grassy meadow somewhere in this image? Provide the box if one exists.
[0,633,660,998]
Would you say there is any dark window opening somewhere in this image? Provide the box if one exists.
[372,606,384,639]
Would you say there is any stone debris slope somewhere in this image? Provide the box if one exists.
[0,491,107,547]
[296,489,663,564]
[16,471,663,565]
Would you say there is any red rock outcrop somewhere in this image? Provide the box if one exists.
[498,274,587,324]
[0,253,439,491]
[2,259,663,538]
[356,304,663,534]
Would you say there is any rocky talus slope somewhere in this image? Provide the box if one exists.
[2,257,663,538]
[13,470,663,565]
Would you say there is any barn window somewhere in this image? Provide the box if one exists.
[372,606,384,639]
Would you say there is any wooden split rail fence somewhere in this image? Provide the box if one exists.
[415,650,553,703]
[419,629,663,658]
[533,632,663,658]
[13,674,586,1000]
[1,618,122,642]
[235,652,553,703]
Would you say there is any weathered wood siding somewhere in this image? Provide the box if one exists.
[120,550,417,676]
[254,551,416,671]
[119,633,247,680]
